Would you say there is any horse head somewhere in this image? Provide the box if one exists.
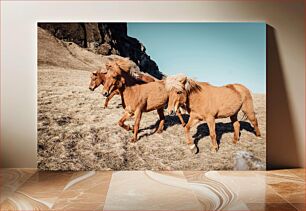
[102,61,125,97]
[89,70,106,91]
[165,74,189,116]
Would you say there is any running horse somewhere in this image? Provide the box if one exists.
[165,74,261,152]
[101,59,186,142]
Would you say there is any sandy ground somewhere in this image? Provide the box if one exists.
[37,66,266,171]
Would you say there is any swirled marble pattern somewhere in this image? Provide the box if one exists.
[0,170,112,210]
[0,169,37,204]
[104,171,204,210]
[0,169,304,210]
[104,171,249,210]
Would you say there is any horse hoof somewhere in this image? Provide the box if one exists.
[189,144,196,150]
[157,129,163,134]
[210,147,218,153]
[189,144,199,154]
[256,132,261,137]
[130,138,137,143]
[125,126,132,131]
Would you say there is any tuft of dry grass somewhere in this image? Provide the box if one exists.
[38,67,266,170]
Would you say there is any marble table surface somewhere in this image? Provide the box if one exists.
[0,169,304,210]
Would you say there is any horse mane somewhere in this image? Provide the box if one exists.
[107,56,157,82]
[185,78,201,93]
[165,74,201,93]
[114,57,141,78]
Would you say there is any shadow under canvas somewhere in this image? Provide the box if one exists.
[266,25,300,169]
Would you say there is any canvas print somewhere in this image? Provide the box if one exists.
[38,22,266,170]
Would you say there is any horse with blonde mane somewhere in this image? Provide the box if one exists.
[89,57,156,108]
[101,59,186,142]
[165,74,261,152]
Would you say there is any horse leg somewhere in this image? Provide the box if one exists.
[250,114,261,137]
[103,90,118,108]
[230,113,240,144]
[155,108,165,133]
[131,109,142,142]
[118,111,132,131]
[176,110,186,127]
[184,116,199,147]
[206,116,218,153]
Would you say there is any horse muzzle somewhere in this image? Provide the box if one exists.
[102,91,109,97]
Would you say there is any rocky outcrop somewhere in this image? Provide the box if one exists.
[38,23,163,79]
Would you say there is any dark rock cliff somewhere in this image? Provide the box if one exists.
[38,23,163,79]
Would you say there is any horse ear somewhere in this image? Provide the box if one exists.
[105,63,111,69]
[120,77,125,84]
[114,65,123,75]
[116,76,125,88]
[99,66,107,73]
[179,76,187,84]
[185,80,191,91]
[106,61,116,70]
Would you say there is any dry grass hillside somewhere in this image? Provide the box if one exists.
[37,28,266,170]
[38,27,106,71]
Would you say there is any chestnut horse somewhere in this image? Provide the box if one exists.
[102,60,186,142]
[89,70,119,108]
[89,58,156,108]
[165,74,261,152]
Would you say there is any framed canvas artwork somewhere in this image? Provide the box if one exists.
[37,22,266,170]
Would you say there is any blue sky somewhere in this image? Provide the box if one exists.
[127,23,266,93]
